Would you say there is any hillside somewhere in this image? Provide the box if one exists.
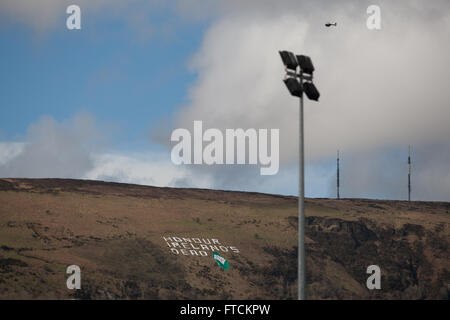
[0,178,448,299]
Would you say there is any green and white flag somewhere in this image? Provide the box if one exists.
[213,252,230,270]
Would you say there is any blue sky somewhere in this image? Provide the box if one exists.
[1,1,449,201]
[0,10,205,151]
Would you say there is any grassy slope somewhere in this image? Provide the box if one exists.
[0,178,448,299]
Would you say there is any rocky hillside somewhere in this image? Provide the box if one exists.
[0,178,448,299]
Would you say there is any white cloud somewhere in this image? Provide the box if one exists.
[0,0,103,32]
[0,113,102,178]
[176,2,450,163]
[83,152,213,189]
[0,114,213,189]
[0,142,25,166]
[166,1,450,200]
[0,0,190,36]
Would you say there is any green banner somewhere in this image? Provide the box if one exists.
[212,251,230,270]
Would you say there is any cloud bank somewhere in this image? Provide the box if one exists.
[175,1,450,161]
[0,114,213,189]
[168,0,450,199]
[0,113,101,178]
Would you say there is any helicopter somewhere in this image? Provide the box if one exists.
[325,22,337,27]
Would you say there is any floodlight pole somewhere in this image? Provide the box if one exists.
[408,145,411,201]
[280,51,319,301]
[298,71,306,301]
[337,150,340,199]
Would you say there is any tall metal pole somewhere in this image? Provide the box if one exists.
[298,72,306,300]
[337,150,340,199]
[408,145,411,201]
[280,51,318,301]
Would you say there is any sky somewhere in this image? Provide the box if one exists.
[0,0,449,201]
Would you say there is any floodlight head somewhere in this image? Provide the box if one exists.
[296,55,315,74]
[303,82,320,101]
[279,51,298,70]
[283,78,303,97]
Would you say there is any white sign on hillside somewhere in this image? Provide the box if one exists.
[163,236,240,257]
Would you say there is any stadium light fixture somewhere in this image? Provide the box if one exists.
[279,51,320,301]
[303,82,320,101]
[296,55,315,74]
[279,50,298,70]
[283,78,303,98]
